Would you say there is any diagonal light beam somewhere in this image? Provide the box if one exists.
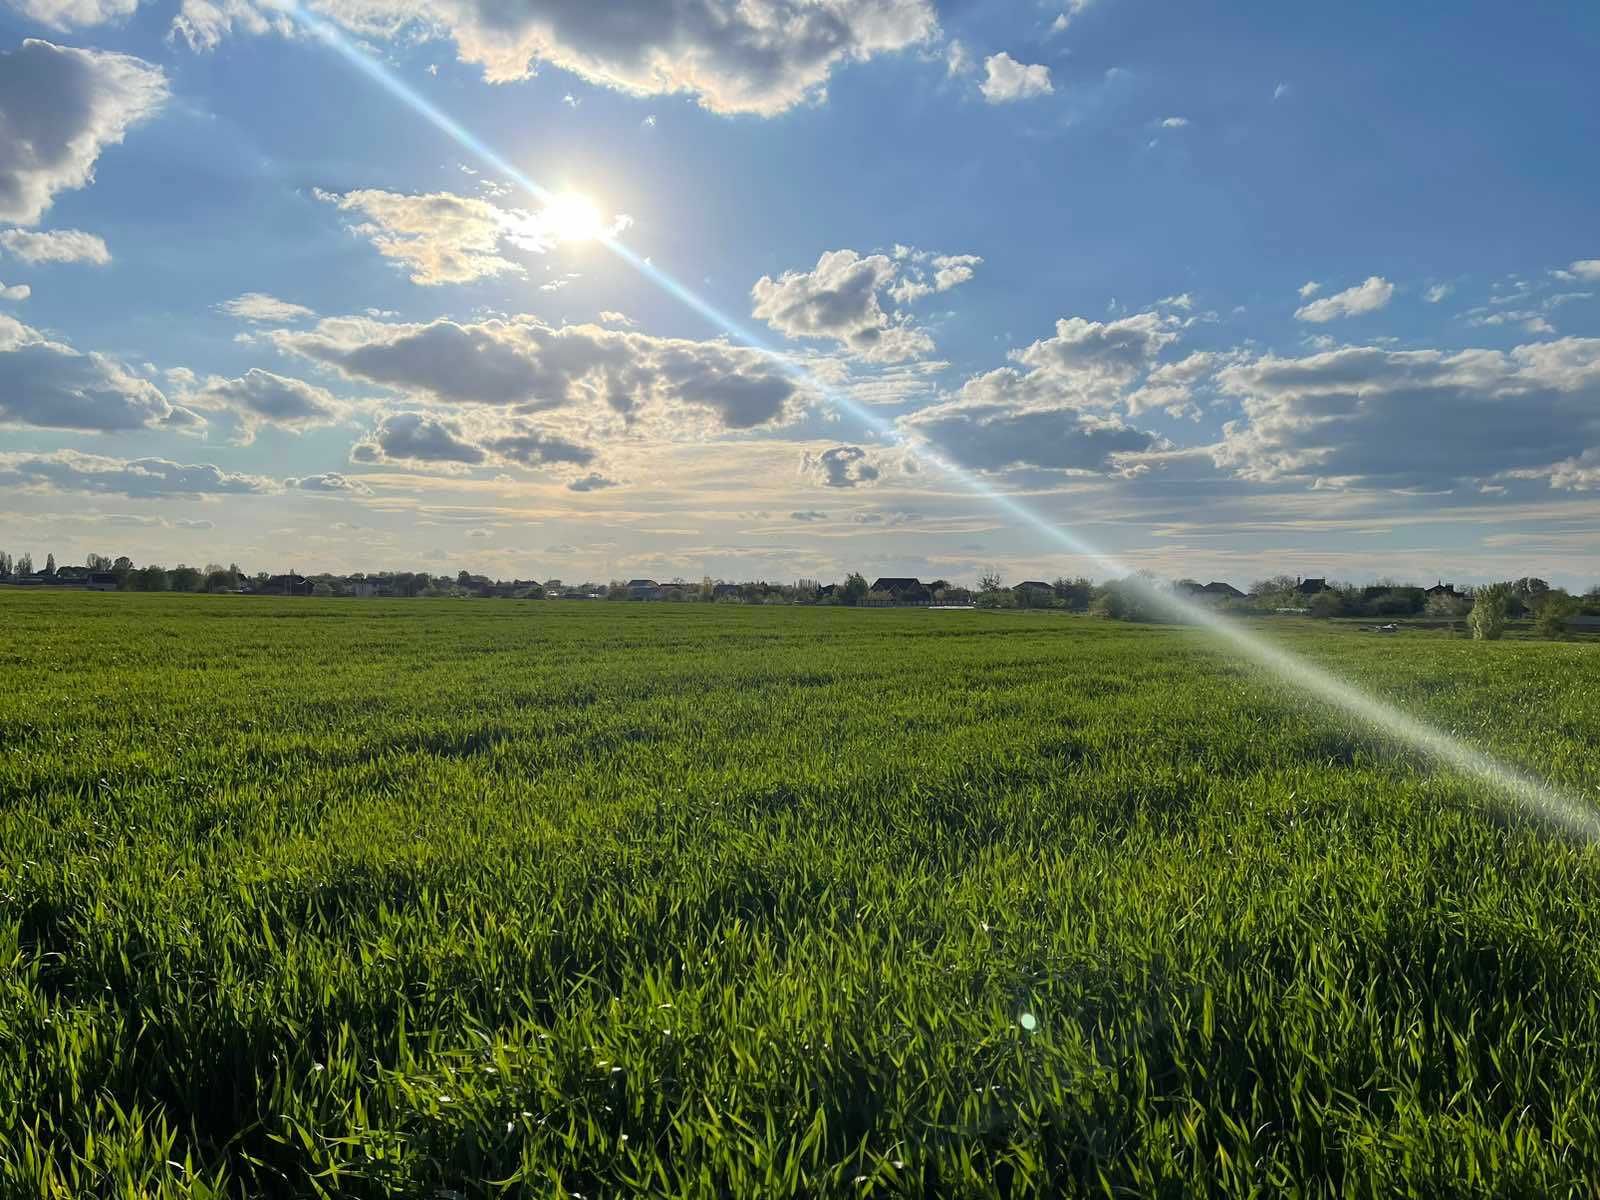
[287,4,1599,839]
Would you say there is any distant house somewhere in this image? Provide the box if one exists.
[1425,581,1463,599]
[1013,580,1053,594]
[627,578,662,600]
[1200,581,1245,599]
[817,583,837,598]
[711,583,741,601]
[86,572,120,591]
[1297,577,1330,595]
[870,577,931,602]
[266,573,314,596]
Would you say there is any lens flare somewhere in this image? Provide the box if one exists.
[287,4,1598,839]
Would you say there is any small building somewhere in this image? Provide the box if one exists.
[1297,577,1330,595]
[1425,581,1463,599]
[1200,581,1245,599]
[1013,580,1053,594]
[266,573,314,596]
[870,577,931,602]
[627,578,662,600]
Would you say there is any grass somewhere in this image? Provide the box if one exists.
[3,590,1600,1197]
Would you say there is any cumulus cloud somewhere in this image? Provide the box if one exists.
[0,282,28,301]
[0,449,275,496]
[0,227,110,264]
[751,247,977,362]
[903,400,1155,473]
[1298,281,1321,298]
[350,408,595,473]
[0,314,200,432]
[0,41,167,226]
[170,0,934,113]
[271,313,810,433]
[316,187,628,285]
[802,445,881,488]
[190,367,344,442]
[218,292,316,323]
[4,0,135,30]
[1160,116,1189,128]
[352,411,485,466]
[1294,275,1394,322]
[567,472,618,492]
[980,52,1053,103]
[1125,351,1224,417]
[960,312,1181,414]
[288,471,373,495]
[598,310,635,327]
[1565,260,1600,282]
[170,0,293,51]
[1212,338,1600,490]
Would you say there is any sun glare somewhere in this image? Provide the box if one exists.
[546,192,606,243]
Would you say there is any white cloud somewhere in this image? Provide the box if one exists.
[0,282,28,301]
[801,444,880,488]
[1050,0,1092,33]
[5,0,135,29]
[199,0,937,117]
[316,187,627,285]
[1424,283,1453,304]
[218,292,317,323]
[944,38,971,76]
[0,227,110,264]
[271,313,814,443]
[597,310,635,327]
[752,247,976,362]
[0,40,168,225]
[1212,338,1600,490]
[170,0,293,51]
[980,52,1053,103]
[288,472,372,495]
[1294,276,1394,323]
[1272,82,1289,101]
[0,314,201,432]
[0,449,275,496]
[1160,116,1189,128]
[189,367,346,442]
[1567,260,1600,282]
[1297,281,1321,299]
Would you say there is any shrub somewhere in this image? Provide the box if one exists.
[1469,583,1511,640]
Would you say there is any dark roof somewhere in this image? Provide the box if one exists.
[1201,581,1244,597]
[1014,580,1053,590]
[1297,577,1329,594]
[871,577,925,591]
[626,579,660,588]
[1425,582,1461,595]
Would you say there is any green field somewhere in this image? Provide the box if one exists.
[4,592,1600,1197]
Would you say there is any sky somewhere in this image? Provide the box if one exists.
[1,0,1599,588]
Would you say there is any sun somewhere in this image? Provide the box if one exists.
[545,192,606,244]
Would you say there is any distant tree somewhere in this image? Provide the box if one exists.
[86,553,112,571]
[1052,577,1095,612]
[926,579,951,593]
[1308,591,1346,619]
[312,581,334,597]
[1426,592,1470,621]
[1534,591,1579,639]
[169,564,203,592]
[978,570,1004,594]
[1469,583,1512,641]
[204,567,236,593]
[17,553,32,576]
[133,565,169,591]
[457,569,473,587]
[113,556,134,573]
[44,553,55,577]
[0,552,10,579]
[1250,574,1301,597]
[700,575,715,602]
[841,572,869,605]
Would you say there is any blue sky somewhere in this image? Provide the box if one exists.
[2,0,1599,587]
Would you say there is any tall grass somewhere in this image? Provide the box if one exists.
[3,592,1599,1196]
